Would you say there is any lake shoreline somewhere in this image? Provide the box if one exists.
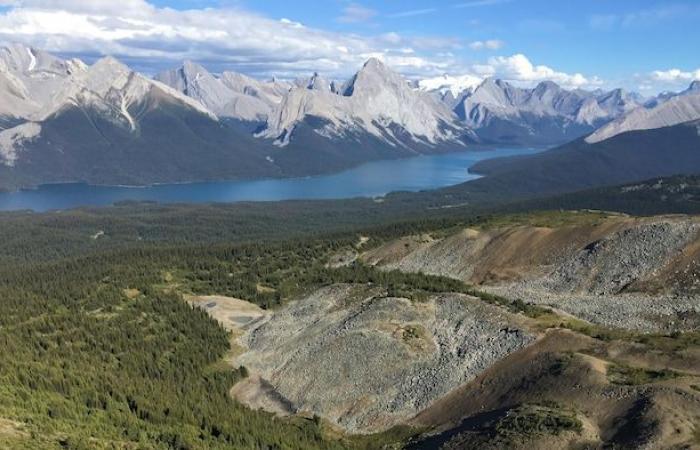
[0,147,544,212]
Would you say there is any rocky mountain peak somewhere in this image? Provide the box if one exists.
[361,57,388,72]
[532,80,562,98]
[534,80,561,91]
[307,72,332,92]
[342,57,411,98]
[180,60,208,79]
[84,56,136,95]
[0,42,75,76]
[586,83,700,144]
[90,56,131,77]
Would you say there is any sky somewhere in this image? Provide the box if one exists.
[0,0,698,94]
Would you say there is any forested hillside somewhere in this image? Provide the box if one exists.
[2,179,700,448]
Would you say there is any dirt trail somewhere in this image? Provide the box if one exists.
[185,295,268,332]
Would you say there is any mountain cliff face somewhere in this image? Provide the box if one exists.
[260,58,474,148]
[154,61,289,122]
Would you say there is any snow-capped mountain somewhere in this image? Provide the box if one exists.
[261,58,473,147]
[586,81,700,143]
[438,78,643,145]
[155,62,290,122]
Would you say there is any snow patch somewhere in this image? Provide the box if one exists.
[119,93,136,131]
[26,47,36,72]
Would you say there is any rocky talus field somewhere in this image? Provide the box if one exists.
[188,212,700,449]
[236,285,533,433]
[362,214,700,332]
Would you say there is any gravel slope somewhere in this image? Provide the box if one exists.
[363,216,700,332]
[235,284,534,433]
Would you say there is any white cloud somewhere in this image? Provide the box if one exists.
[0,0,602,90]
[650,68,700,83]
[5,0,154,16]
[387,8,437,18]
[636,68,700,93]
[337,3,376,24]
[379,32,402,44]
[472,54,602,89]
[469,39,504,50]
[0,0,444,78]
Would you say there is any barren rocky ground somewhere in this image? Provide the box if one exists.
[362,215,700,332]
[184,212,700,447]
[231,284,534,433]
[407,329,700,450]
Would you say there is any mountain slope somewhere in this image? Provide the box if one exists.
[0,44,86,123]
[464,119,700,196]
[0,54,287,188]
[0,51,483,190]
[0,93,279,188]
[154,61,288,122]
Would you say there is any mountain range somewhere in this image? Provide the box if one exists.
[0,44,475,190]
[0,43,699,192]
[450,78,643,145]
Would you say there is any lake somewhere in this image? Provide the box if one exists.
[0,147,541,212]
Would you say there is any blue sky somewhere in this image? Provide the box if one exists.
[0,0,698,93]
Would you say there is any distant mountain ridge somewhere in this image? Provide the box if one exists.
[0,44,473,190]
[430,77,644,145]
[260,58,474,148]
[0,42,699,193]
[586,81,700,143]
[154,61,290,122]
